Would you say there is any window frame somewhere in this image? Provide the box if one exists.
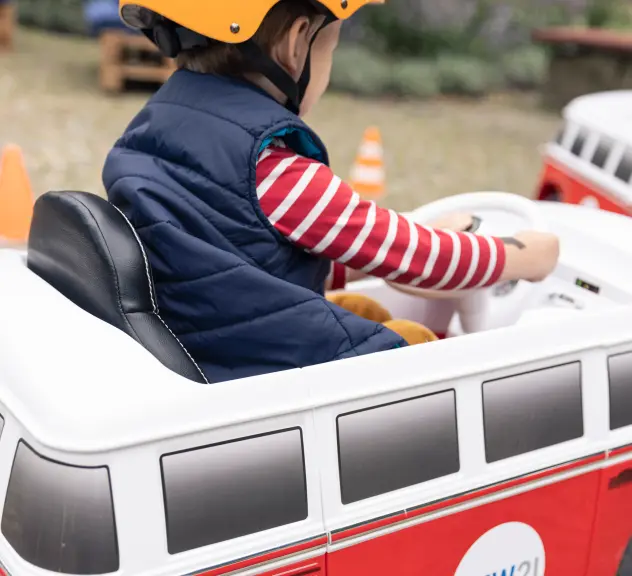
[482,361,584,464]
[1,439,120,575]
[335,389,460,505]
[160,426,309,555]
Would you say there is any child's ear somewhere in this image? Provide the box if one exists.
[274,16,321,80]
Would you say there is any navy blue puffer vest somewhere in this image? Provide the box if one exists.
[103,70,406,383]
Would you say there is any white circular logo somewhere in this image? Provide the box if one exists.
[580,196,599,209]
[455,522,545,576]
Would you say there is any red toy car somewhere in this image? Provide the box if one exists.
[536,90,632,215]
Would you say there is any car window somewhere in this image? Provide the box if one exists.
[161,428,308,554]
[615,148,632,183]
[483,362,583,462]
[570,128,589,156]
[591,136,613,169]
[1,442,118,575]
[337,390,459,504]
[608,352,632,430]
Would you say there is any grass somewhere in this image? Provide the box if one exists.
[0,27,560,213]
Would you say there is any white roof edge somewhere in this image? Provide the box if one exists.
[563,91,632,147]
[8,309,632,456]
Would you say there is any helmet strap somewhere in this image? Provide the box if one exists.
[145,14,336,116]
[236,40,302,114]
[236,14,335,115]
[145,23,211,58]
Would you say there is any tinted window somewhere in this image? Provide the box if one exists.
[591,136,613,168]
[571,128,589,156]
[162,428,307,554]
[608,352,632,430]
[337,390,459,505]
[615,149,632,183]
[1,442,118,575]
[483,362,583,463]
[554,125,566,145]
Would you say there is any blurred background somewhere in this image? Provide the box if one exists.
[0,0,631,212]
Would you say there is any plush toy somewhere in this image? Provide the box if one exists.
[326,292,438,346]
[383,319,439,344]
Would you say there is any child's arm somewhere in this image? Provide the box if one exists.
[324,213,479,290]
[257,146,558,291]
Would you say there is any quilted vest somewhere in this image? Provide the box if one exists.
[103,70,405,383]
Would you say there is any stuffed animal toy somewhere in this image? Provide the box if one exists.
[326,292,438,345]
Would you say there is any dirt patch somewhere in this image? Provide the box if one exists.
[0,28,560,212]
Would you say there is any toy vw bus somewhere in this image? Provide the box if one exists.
[536,90,632,215]
[0,189,632,576]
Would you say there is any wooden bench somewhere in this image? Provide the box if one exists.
[532,26,632,111]
[0,2,15,51]
[99,29,177,93]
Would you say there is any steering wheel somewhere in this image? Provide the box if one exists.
[400,191,548,334]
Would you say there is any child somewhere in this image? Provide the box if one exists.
[104,0,560,383]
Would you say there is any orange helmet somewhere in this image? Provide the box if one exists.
[119,0,384,113]
[119,0,384,44]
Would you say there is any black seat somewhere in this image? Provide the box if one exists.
[27,191,208,384]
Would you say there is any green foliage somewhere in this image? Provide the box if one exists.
[18,0,87,34]
[586,0,612,27]
[585,0,623,27]
[435,55,501,97]
[331,0,628,99]
[390,59,440,98]
[501,46,549,89]
[362,7,453,58]
[330,45,533,99]
[361,0,495,59]
[329,46,392,96]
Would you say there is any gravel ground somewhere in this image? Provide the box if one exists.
[0,27,561,212]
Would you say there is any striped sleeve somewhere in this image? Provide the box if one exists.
[256,145,506,290]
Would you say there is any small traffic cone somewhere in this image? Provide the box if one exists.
[0,145,35,243]
[0,2,15,51]
[349,126,385,200]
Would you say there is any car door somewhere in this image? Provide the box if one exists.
[325,361,600,576]
[586,351,632,576]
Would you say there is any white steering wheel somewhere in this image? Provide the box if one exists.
[405,192,548,333]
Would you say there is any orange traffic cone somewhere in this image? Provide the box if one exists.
[349,126,385,200]
[0,145,35,243]
[0,2,15,51]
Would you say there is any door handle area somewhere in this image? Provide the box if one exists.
[609,467,632,490]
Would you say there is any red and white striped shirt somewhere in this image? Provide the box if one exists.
[256,142,506,291]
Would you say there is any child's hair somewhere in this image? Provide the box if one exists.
[177,0,321,76]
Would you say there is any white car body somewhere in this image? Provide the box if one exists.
[0,199,631,576]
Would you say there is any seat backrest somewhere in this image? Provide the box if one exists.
[27,191,209,384]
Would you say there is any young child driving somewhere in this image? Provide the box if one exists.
[104,0,560,383]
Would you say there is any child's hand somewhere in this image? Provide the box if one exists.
[499,231,560,283]
[427,212,474,232]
